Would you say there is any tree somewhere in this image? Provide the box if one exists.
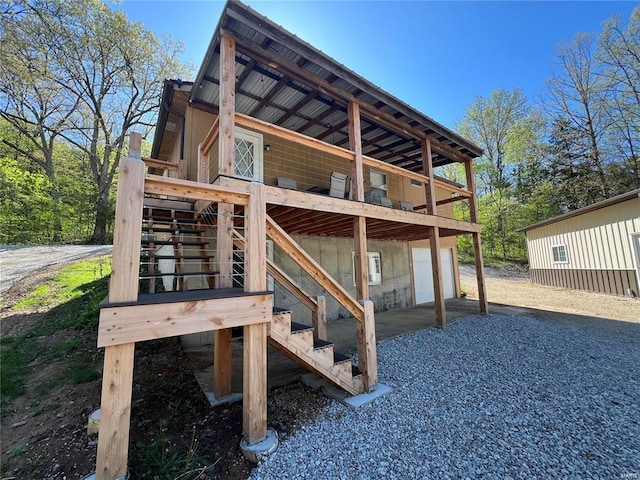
[458,88,545,260]
[0,0,191,243]
[543,33,610,200]
[597,6,640,190]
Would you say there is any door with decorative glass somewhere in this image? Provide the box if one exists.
[234,127,264,182]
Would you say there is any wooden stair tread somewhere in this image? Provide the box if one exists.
[333,351,352,364]
[142,226,206,234]
[139,271,218,279]
[143,205,195,214]
[143,215,200,224]
[291,321,313,334]
[141,239,208,246]
[101,287,270,308]
[272,307,291,314]
[141,254,214,260]
[313,338,333,350]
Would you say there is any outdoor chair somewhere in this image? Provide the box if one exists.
[329,172,348,198]
[380,196,393,208]
[399,201,414,211]
[276,177,298,190]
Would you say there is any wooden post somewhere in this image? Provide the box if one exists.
[464,159,489,313]
[349,102,369,301]
[422,139,446,327]
[312,295,327,341]
[348,102,365,203]
[357,300,378,391]
[178,159,188,181]
[213,34,237,399]
[243,183,267,443]
[96,133,144,480]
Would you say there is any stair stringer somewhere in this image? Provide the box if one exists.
[268,312,364,396]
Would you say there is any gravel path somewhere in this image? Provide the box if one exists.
[251,314,640,479]
[0,245,112,294]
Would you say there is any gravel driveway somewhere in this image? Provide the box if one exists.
[251,314,640,479]
[0,245,112,294]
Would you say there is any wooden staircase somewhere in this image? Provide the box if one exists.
[141,196,216,291]
[268,309,364,396]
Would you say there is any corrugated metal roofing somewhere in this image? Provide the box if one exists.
[188,1,482,168]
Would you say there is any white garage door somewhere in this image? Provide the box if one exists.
[412,248,456,304]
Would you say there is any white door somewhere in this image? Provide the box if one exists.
[234,127,263,182]
[440,249,456,299]
[412,248,456,304]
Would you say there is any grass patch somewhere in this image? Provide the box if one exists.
[1,256,111,415]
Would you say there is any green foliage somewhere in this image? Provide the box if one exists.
[0,257,111,414]
[0,156,55,244]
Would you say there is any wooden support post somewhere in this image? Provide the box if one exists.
[312,295,327,341]
[96,133,144,480]
[422,139,446,327]
[357,300,378,391]
[348,102,365,203]
[243,183,267,443]
[178,158,187,181]
[214,34,237,399]
[349,102,369,301]
[465,159,489,313]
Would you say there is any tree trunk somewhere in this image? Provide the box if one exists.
[50,180,63,243]
[92,188,110,244]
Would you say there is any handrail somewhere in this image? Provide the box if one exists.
[142,157,179,172]
[201,116,220,156]
[144,175,250,206]
[235,112,471,198]
[232,230,318,313]
[265,215,364,322]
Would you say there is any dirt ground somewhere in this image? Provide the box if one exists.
[1,260,638,479]
[459,264,639,323]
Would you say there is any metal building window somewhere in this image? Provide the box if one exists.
[352,252,382,285]
[552,244,568,264]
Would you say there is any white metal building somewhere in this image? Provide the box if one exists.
[521,189,640,297]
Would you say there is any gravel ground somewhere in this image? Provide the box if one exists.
[0,245,112,294]
[251,314,640,479]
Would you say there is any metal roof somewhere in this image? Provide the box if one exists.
[519,189,640,232]
[188,0,482,170]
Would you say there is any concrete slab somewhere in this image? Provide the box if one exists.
[301,373,392,409]
[205,392,243,406]
[184,298,491,398]
[240,428,279,463]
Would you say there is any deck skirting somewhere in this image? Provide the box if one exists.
[530,268,638,297]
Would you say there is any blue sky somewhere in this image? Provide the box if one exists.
[116,1,636,130]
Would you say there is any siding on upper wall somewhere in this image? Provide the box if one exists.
[526,198,640,271]
[177,108,461,216]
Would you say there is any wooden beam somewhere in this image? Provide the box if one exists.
[142,157,179,172]
[96,134,144,480]
[357,300,378,391]
[98,294,272,347]
[353,216,369,301]
[436,195,467,206]
[229,32,475,163]
[96,344,134,480]
[144,175,249,206]
[201,116,220,156]
[464,159,488,314]
[219,35,236,176]
[348,102,364,202]
[236,112,355,162]
[313,295,327,341]
[215,34,237,400]
[243,183,268,444]
[422,139,446,327]
[266,215,364,321]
